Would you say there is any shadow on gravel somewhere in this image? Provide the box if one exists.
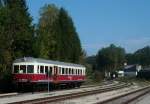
[0,79,15,93]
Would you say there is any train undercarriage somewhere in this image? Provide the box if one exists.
[14,81,83,92]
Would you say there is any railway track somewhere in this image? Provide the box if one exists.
[0,80,114,98]
[0,92,18,98]
[99,85,150,104]
[8,82,130,104]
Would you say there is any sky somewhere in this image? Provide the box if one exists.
[27,0,150,56]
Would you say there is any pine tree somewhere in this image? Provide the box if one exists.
[6,0,34,59]
[0,0,34,80]
[36,4,60,60]
[35,5,82,63]
[59,8,82,63]
[0,6,12,79]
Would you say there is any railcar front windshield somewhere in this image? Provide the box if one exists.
[13,65,34,73]
[14,65,19,73]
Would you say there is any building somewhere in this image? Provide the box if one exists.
[123,64,142,77]
[137,67,150,79]
[118,70,124,77]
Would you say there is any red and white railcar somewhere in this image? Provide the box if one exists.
[12,57,86,89]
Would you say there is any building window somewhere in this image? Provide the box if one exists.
[14,65,19,73]
[20,65,26,73]
[27,65,34,73]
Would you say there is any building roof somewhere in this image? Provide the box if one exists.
[142,67,150,71]
[13,57,85,68]
[124,65,135,69]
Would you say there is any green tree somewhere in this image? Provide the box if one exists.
[0,6,12,79]
[0,0,34,80]
[125,53,135,64]
[96,44,125,73]
[35,4,60,59]
[134,46,150,66]
[36,5,82,63]
[59,8,82,63]
[6,0,34,59]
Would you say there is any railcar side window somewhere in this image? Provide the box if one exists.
[14,65,19,73]
[27,65,34,73]
[78,69,80,75]
[20,65,26,73]
[69,68,71,75]
[62,68,64,74]
[45,66,48,74]
[59,67,61,75]
[49,66,52,75]
[76,69,78,75]
[40,66,44,73]
[37,65,39,73]
[66,68,68,74]
[64,68,65,74]
[72,69,74,75]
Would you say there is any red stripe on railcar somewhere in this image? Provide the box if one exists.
[13,74,52,81]
[57,75,85,81]
[13,74,85,83]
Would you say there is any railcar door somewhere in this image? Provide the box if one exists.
[53,66,58,83]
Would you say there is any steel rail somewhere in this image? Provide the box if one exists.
[0,80,115,98]
[8,83,130,104]
[0,92,18,98]
[98,86,150,104]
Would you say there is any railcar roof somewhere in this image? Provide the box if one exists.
[13,57,85,68]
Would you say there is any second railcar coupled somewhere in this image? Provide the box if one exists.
[12,57,86,90]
